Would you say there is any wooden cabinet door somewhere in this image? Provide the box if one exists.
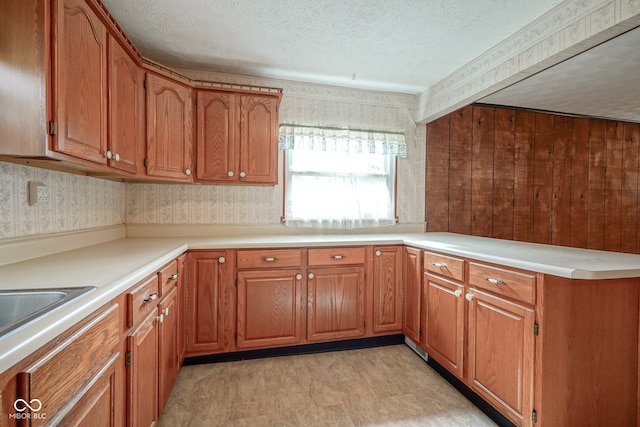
[372,246,403,334]
[424,273,465,378]
[176,254,187,362]
[196,90,236,182]
[127,309,158,427]
[186,252,231,356]
[402,247,422,345]
[52,0,108,163]
[158,286,178,415]
[236,269,304,349]
[238,95,278,184]
[145,72,193,181]
[58,354,120,427]
[467,288,534,426]
[307,266,365,342]
[108,35,141,174]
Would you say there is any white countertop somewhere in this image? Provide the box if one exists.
[2,231,640,374]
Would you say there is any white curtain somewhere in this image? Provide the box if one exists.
[279,124,406,229]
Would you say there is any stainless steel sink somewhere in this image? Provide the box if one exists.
[0,287,96,338]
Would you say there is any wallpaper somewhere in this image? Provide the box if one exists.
[0,161,126,239]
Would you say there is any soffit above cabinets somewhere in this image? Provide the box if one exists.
[479,26,640,123]
[100,0,563,94]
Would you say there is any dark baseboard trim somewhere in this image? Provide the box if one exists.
[425,357,516,427]
[182,334,405,366]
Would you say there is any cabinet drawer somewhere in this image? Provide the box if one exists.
[468,262,536,305]
[308,247,366,266]
[127,274,160,328]
[423,251,464,281]
[237,249,302,269]
[158,259,178,296]
[17,304,119,427]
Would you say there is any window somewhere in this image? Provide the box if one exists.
[279,125,406,229]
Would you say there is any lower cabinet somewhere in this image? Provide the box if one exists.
[402,246,423,345]
[126,309,158,427]
[158,286,179,414]
[237,269,305,349]
[307,247,366,342]
[423,273,464,378]
[466,288,534,425]
[1,304,122,427]
[186,251,234,356]
[371,246,403,334]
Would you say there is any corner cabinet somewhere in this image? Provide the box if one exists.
[145,71,194,182]
[196,89,281,185]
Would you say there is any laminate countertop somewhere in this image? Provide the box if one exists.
[1,231,640,373]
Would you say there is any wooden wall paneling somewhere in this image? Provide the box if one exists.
[552,116,573,247]
[621,123,640,254]
[513,110,536,242]
[448,105,473,235]
[587,120,607,250]
[426,115,450,231]
[570,118,590,249]
[532,113,554,244]
[471,106,495,237]
[604,122,624,252]
[492,108,516,240]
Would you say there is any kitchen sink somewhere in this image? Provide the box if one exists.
[0,287,96,338]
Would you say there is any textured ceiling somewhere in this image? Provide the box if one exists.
[101,0,564,94]
[480,26,640,123]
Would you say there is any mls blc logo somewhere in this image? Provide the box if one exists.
[9,398,46,420]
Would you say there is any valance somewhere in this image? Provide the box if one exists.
[278,124,407,158]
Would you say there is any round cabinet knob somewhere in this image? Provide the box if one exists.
[308,273,315,280]
[227,171,234,177]
[296,274,302,280]
[239,171,246,178]
[144,293,158,303]
[158,313,164,323]
[465,293,473,302]
[454,289,462,298]
[106,150,113,159]
[114,153,121,161]
[218,256,226,263]
[170,273,179,281]
[185,168,191,176]
[375,250,381,257]
[164,307,170,316]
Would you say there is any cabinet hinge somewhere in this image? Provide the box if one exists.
[143,79,147,89]
[125,351,132,367]
[144,158,148,168]
[532,409,537,423]
[418,327,423,337]
[235,278,238,287]
[533,323,539,336]
[49,121,57,136]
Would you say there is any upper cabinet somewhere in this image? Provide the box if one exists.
[108,35,144,174]
[51,0,109,164]
[196,90,281,185]
[145,71,194,182]
[1,0,281,185]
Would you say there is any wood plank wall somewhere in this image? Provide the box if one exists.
[425,104,640,254]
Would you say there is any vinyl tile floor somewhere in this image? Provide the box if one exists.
[158,344,498,426]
